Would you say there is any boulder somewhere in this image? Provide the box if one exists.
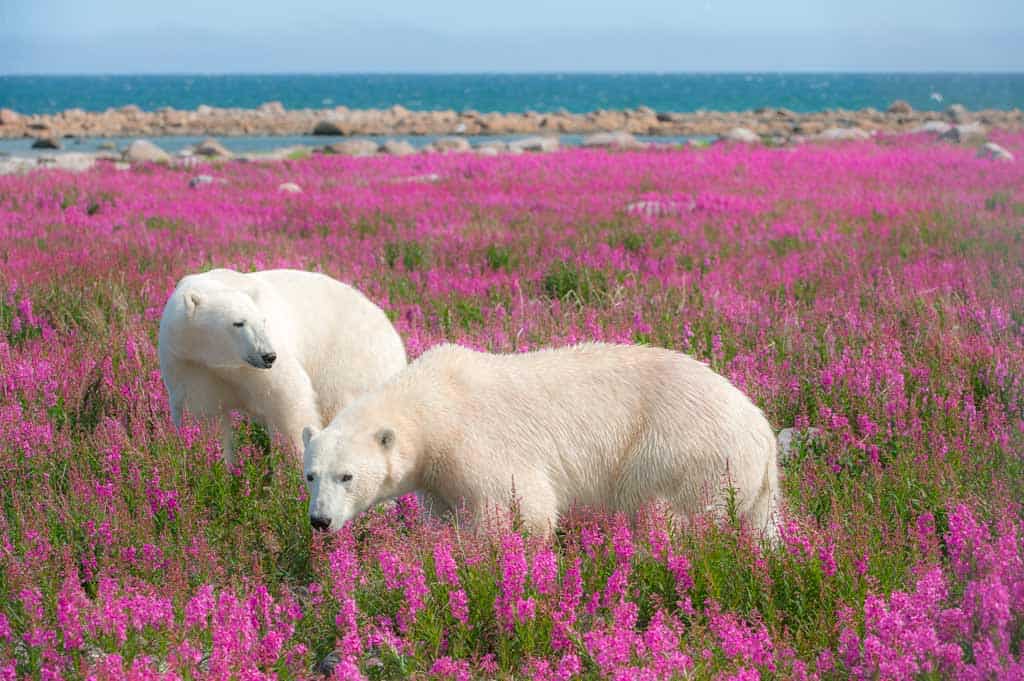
[508,136,560,153]
[945,104,970,123]
[625,199,693,218]
[31,137,62,150]
[720,127,761,144]
[910,121,952,135]
[312,118,346,135]
[0,109,20,125]
[813,127,871,142]
[52,153,96,173]
[196,105,214,116]
[124,139,171,163]
[433,136,472,152]
[194,138,233,158]
[188,175,219,188]
[581,131,646,149]
[976,142,1014,162]
[278,182,303,194]
[476,146,501,157]
[381,139,416,156]
[939,122,987,145]
[777,427,824,463]
[258,101,286,115]
[886,100,913,115]
[323,139,379,156]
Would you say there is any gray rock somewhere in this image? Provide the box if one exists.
[777,427,824,463]
[278,182,303,194]
[381,139,416,156]
[939,122,987,145]
[476,146,501,156]
[977,142,1014,162]
[508,136,560,153]
[188,175,216,188]
[323,139,379,156]
[124,139,171,163]
[433,136,472,152]
[946,104,970,123]
[316,652,341,677]
[194,138,232,158]
[720,127,761,144]
[32,137,62,149]
[581,131,646,149]
[625,199,694,218]
[813,127,871,142]
[52,153,96,172]
[910,121,952,135]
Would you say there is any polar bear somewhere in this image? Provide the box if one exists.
[158,268,407,466]
[301,342,780,541]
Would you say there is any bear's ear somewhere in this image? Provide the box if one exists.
[302,425,320,449]
[183,290,202,316]
[376,428,395,450]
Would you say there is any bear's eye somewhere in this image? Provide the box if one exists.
[338,473,353,483]
[233,321,245,327]
[306,473,314,482]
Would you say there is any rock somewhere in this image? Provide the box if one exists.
[124,139,171,163]
[433,136,472,152]
[52,153,96,173]
[910,121,952,135]
[625,199,693,217]
[777,427,824,463]
[977,142,1014,162]
[196,105,214,116]
[0,109,20,125]
[476,146,501,156]
[278,182,302,194]
[0,157,37,175]
[946,104,970,123]
[581,131,646,149]
[194,138,232,158]
[939,122,987,145]
[119,104,142,115]
[508,136,559,153]
[316,652,341,677]
[258,101,286,115]
[381,139,416,156]
[477,141,508,153]
[813,127,871,142]
[323,139,379,156]
[188,175,217,188]
[887,100,913,115]
[720,127,761,144]
[31,137,62,150]
[312,118,346,135]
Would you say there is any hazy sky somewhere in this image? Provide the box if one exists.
[2,0,1022,73]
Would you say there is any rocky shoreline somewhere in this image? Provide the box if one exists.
[2,100,1021,144]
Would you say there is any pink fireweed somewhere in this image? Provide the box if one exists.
[1,135,1023,677]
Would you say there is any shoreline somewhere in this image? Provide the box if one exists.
[2,101,1022,142]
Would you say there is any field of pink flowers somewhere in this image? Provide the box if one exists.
[1,134,1024,680]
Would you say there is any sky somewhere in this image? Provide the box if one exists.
[1,0,1022,73]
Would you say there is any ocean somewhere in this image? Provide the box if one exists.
[2,73,1023,115]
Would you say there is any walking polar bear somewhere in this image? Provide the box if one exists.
[158,268,407,465]
[302,342,780,541]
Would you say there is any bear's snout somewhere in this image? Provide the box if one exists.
[310,515,331,531]
[261,352,277,367]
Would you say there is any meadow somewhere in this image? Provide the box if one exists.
[1,134,1023,680]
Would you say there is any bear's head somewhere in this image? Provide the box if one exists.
[302,403,416,532]
[180,286,277,370]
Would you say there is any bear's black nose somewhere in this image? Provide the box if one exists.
[261,352,277,367]
[310,515,331,531]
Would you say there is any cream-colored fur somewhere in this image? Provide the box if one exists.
[158,268,406,465]
[303,342,780,542]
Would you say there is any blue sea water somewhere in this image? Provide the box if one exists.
[2,73,1022,115]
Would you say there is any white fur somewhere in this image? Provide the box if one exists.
[158,268,407,465]
[303,342,780,541]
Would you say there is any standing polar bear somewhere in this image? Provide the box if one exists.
[158,268,406,465]
[302,342,780,541]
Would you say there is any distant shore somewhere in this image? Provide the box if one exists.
[2,101,1021,143]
